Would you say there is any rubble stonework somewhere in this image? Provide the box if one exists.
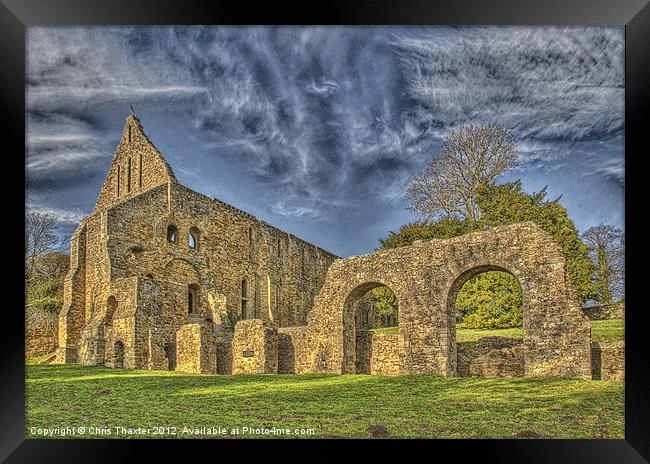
[232,319,278,374]
[55,115,337,370]
[54,115,595,380]
[302,221,593,379]
[457,337,524,378]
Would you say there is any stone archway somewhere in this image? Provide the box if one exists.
[304,222,592,378]
[445,264,523,376]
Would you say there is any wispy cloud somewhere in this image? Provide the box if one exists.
[25,26,625,255]
[26,189,88,225]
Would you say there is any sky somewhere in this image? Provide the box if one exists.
[25,26,625,257]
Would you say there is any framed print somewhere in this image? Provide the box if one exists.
[3,0,648,461]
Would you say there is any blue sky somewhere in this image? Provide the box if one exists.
[25,26,624,257]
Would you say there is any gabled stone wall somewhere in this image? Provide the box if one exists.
[57,115,338,368]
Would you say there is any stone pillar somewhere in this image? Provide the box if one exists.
[232,320,278,374]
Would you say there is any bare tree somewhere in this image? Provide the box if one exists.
[582,224,625,305]
[407,123,518,222]
[25,212,60,283]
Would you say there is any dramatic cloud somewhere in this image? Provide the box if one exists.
[26,26,624,256]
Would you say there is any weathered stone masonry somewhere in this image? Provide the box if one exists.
[56,115,595,379]
[56,115,338,371]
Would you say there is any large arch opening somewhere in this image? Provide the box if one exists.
[342,282,400,374]
[447,265,524,377]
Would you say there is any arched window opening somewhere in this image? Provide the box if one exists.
[167,224,178,244]
[241,278,249,319]
[343,283,399,374]
[248,227,254,246]
[139,153,143,188]
[128,124,132,142]
[127,157,132,193]
[106,296,118,326]
[117,165,121,196]
[188,284,200,315]
[188,227,199,250]
[277,238,283,258]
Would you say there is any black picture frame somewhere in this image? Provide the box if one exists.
[2,0,647,461]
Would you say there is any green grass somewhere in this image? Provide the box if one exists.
[26,364,623,439]
[371,319,624,344]
[591,319,625,343]
[26,352,57,365]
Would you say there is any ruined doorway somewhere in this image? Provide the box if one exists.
[113,341,125,368]
[164,343,176,371]
[343,283,399,374]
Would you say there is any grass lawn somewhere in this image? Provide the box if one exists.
[26,364,623,439]
[371,319,624,344]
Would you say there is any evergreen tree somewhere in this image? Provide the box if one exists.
[376,180,596,328]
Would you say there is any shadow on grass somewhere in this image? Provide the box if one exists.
[25,364,624,439]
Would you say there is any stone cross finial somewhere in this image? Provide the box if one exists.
[129,103,136,117]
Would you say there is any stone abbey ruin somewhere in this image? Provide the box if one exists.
[51,115,613,379]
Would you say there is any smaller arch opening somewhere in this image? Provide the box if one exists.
[167,224,178,244]
[188,284,200,315]
[188,227,199,250]
[248,226,254,246]
[113,341,124,368]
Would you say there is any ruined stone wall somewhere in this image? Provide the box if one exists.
[216,334,234,374]
[305,222,592,379]
[591,341,624,380]
[457,337,524,378]
[369,333,401,376]
[59,115,337,368]
[56,224,87,362]
[176,323,217,374]
[232,320,278,374]
[25,307,58,358]
[277,326,311,374]
[583,303,625,320]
